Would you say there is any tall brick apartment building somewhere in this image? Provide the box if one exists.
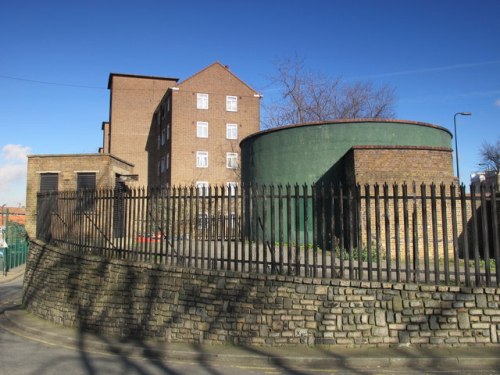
[103,62,261,189]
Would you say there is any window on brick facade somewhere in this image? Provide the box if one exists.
[167,124,170,140]
[226,123,238,139]
[197,93,208,109]
[226,182,237,196]
[196,151,208,168]
[197,121,208,138]
[167,97,171,112]
[40,173,58,192]
[77,172,96,211]
[226,152,238,169]
[161,128,166,146]
[196,181,209,195]
[166,153,170,170]
[226,96,237,112]
[160,156,166,174]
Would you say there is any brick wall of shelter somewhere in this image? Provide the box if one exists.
[108,75,177,186]
[24,240,500,347]
[346,146,456,187]
[25,154,134,237]
[343,146,463,259]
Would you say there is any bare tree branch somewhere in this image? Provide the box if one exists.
[479,138,500,173]
[263,56,396,129]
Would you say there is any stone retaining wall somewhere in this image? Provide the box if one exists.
[23,240,500,346]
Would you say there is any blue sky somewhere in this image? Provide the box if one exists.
[1,0,499,206]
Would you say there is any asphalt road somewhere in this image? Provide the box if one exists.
[1,275,500,375]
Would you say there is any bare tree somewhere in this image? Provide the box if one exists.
[479,138,500,173]
[263,56,396,129]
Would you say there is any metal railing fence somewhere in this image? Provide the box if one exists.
[36,182,500,287]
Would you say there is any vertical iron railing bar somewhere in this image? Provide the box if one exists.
[286,185,292,276]
[402,184,411,283]
[234,185,239,271]
[480,183,491,286]
[431,184,440,285]
[207,186,213,270]
[460,184,471,287]
[365,184,373,282]
[356,184,363,281]
[321,184,327,278]
[248,184,254,273]
[214,186,220,270]
[412,182,420,284]
[262,185,268,274]
[347,186,354,280]
[312,184,318,278]
[170,187,177,265]
[450,184,460,286]
[303,184,309,277]
[339,183,345,279]
[227,185,232,271]
[194,186,200,268]
[200,186,205,268]
[295,184,301,276]
[270,185,277,274]
[188,186,194,268]
[421,184,430,284]
[139,187,147,261]
[176,186,183,266]
[182,186,188,266]
[166,186,172,266]
[278,185,284,275]
[220,186,225,270]
[383,183,392,282]
[441,184,450,285]
[393,184,401,282]
[490,183,500,287]
[471,185,481,286]
[374,184,381,281]
[159,187,166,264]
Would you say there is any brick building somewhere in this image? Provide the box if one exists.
[25,154,134,236]
[104,73,179,186]
[146,62,261,189]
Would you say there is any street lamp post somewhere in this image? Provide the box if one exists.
[454,112,472,184]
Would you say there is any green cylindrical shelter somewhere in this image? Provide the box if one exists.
[240,119,453,186]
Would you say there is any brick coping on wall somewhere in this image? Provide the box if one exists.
[23,240,500,347]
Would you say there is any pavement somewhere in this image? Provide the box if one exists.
[1,266,500,372]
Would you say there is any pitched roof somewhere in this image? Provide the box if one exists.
[177,62,259,94]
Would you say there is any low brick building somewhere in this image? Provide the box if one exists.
[25,154,134,237]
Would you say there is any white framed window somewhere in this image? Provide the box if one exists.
[167,124,170,140]
[161,128,166,146]
[197,121,208,138]
[196,181,209,195]
[226,123,238,139]
[160,156,166,173]
[226,96,238,112]
[197,93,209,109]
[226,152,238,169]
[226,182,237,196]
[196,151,208,168]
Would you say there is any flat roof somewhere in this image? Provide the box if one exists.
[107,73,179,89]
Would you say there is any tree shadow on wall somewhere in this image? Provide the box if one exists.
[19,241,448,375]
